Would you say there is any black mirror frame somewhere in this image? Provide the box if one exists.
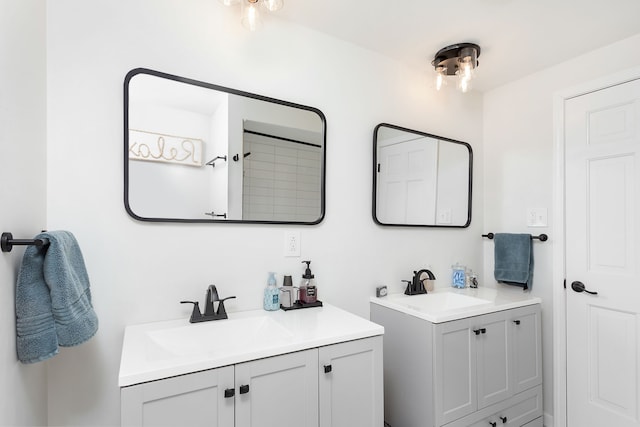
[372,123,473,228]
[124,68,327,225]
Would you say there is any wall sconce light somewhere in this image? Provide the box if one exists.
[431,43,480,93]
[219,0,284,31]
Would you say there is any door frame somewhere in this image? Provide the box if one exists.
[552,65,640,427]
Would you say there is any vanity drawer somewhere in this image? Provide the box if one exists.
[445,385,542,427]
[521,417,543,427]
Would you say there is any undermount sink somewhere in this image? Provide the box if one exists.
[394,292,492,314]
[146,316,294,358]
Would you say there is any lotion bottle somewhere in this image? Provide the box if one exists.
[263,272,280,311]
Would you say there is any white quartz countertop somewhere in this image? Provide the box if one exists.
[370,286,541,324]
[118,304,383,387]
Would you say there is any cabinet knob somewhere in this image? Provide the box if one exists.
[473,329,481,335]
[224,388,235,398]
[324,364,332,374]
[239,384,250,394]
[480,328,487,334]
[513,320,521,325]
[500,416,508,423]
[489,422,497,427]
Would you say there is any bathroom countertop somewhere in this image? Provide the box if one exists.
[370,286,541,324]
[118,303,384,387]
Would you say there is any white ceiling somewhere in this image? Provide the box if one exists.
[276,0,640,92]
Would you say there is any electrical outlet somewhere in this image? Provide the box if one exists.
[284,231,301,257]
[437,209,452,224]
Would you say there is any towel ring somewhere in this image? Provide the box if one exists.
[1,232,50,253]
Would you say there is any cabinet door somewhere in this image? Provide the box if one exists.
[434,317,477,425]
[318,336,383,427]
[121,366,235,427]
[476,310,511,409]
[509,305,542,394]
[235,349,319,427]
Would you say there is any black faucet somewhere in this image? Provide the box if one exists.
[404,269,436,295]
[180,285,236,323]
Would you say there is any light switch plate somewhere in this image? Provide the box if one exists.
[527,208,548,227]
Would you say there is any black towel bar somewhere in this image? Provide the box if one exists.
[1,232,50,253]
[482,232,548,242]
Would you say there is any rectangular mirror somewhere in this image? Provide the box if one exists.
[124,68,326,224]
[373,123,472,227]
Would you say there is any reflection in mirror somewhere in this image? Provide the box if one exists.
[373,123,472,227]
[124,68,326,224]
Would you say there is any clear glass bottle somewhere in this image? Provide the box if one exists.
[263,272,280,311]
[451,263,466,289]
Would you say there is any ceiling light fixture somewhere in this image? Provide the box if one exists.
[219,0,284,31]
[431,43,480,93]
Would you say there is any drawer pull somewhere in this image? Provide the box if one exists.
[500,416,508,423]
[239,384,250,394]
[480,328,487,334]
[324,364,332,374]
[513,320,521,325]
[474,329,481,335]
[224,388,235,398]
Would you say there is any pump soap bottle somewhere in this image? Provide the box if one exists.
[263,272,280,311]
[299,261,318,304]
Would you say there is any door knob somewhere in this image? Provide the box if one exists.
[571,281,598,295]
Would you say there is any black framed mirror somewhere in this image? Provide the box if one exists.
[373,123,472,227]
[124,68,326,224]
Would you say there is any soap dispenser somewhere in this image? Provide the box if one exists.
[299,261,317,304]
[263,272,280,311]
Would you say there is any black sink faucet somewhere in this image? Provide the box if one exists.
[181,285,236,323]
[404,269,436,295]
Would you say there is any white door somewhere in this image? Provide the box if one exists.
[565,78,640,426]
[376,136,438,224]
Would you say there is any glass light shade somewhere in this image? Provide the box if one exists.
[241,0,262,31]
[457,73,471,93]
[435,66,447,91]
[262,0,284,12]
[456,46,477,93]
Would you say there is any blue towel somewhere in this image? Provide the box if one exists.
[493,233,533,290]
[16,231,98,363]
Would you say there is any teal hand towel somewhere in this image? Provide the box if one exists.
[16,231,98,363]
[493,233,533,290]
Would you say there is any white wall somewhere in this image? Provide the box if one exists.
[0,1,48,425]
[483,32,640,426]
[45,0,483,425]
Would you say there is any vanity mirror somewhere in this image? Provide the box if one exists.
[124,68,326,224]
[373,123,472,227]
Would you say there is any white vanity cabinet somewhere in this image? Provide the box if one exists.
[370,300,541,427]
[120,366,235,427]
[319,337,383,427]
[121,336,382,427]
